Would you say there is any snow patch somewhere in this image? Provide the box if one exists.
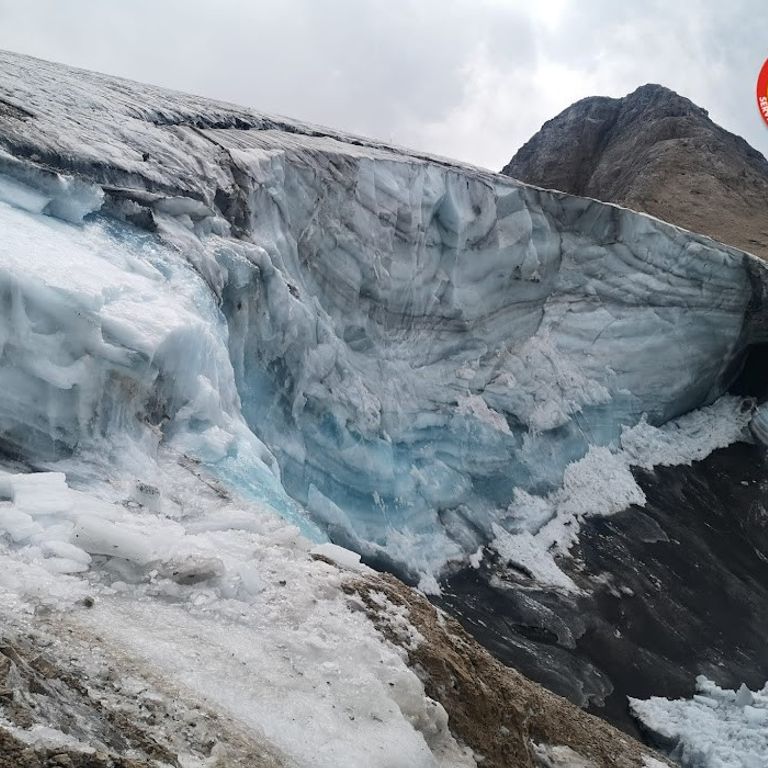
[630,676,768,768]
[310,542,370,573]
[532,743,597,767]
[456,394,511,435]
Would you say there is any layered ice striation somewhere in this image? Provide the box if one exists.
[1,50,767,584]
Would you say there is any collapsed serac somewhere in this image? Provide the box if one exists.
[1,50,767,586]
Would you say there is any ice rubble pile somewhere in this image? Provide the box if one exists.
[0,471,140,574]
[1,49,767,586]
[630,677,768,768]
[0,459,474,768]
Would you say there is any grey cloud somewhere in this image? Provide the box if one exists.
[0,0,766,170]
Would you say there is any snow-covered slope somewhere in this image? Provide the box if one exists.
[0,464,476,768]
[1,50,766,590]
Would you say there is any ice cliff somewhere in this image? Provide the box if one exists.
[1,50,767,587]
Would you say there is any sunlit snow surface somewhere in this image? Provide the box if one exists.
[631,677,768,768]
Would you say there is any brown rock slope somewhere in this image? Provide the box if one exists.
[344,573,670,768]
[502,84,768,259]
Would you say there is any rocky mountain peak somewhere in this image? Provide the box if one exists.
[503,84,768,259]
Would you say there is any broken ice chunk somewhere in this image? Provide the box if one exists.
[735,683,755,708]
[40,539,92,566]
[72,515,155,565]
[0,509,43,543]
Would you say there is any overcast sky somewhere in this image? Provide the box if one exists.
[1,0,767,171]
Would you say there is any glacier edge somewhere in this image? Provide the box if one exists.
[1,50,768,585]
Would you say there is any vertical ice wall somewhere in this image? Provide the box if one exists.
[1,50,767,582]
[0,174,321,541]
[207,132,759,576]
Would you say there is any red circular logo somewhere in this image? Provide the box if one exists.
[758,58,768,126]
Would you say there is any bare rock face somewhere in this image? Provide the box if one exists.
[502,84,768,260]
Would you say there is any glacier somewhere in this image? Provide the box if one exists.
[0,49,767,592]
